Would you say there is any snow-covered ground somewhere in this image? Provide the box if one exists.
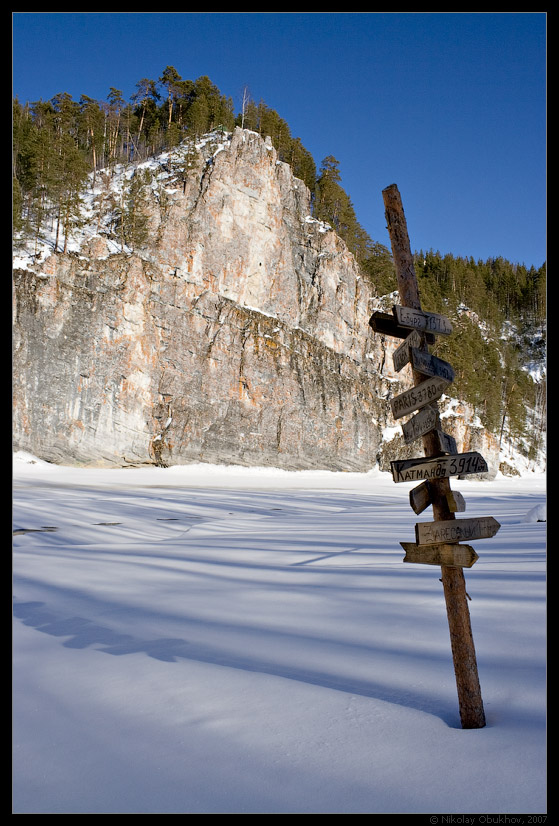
[13,452,546,814]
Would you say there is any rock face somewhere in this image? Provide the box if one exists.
[12,128,498,473]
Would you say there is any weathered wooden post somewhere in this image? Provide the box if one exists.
[370,183,496,729]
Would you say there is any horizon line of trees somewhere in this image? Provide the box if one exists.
[12,66,546,281]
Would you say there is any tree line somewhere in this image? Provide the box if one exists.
[412,250,546,460]
[12,67,387,267]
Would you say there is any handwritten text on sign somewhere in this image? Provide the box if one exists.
[392,330,423,372]
[410,348,455,383]
[393,305,453,336]
[415,516,501,546]
[401,405,438,443]
[390,451,488,483]
[390,376,450,419]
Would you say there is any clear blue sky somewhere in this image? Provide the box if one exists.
[13,12,546,267]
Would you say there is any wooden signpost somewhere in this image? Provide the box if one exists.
[393,330,423,372]
[433,429,458,455]
[369,183,502,729]
[409,480,433,515]
[390,375,450,420]
[401,405,439,444]
[393,304,453,336]
[410,348,455,383]
[390,451,488,483]
[408,480,466,516]
[370,312,436,345]
[415,516,501,546]
[401,542,479,569]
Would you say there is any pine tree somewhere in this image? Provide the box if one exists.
[132,78,160,152]
[105,88,125,164]
[159,66,182,125]
[51,131,89,253]
[78,95,104,184]
[115,169,151,251]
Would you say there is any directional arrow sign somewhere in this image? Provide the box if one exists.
[369,312,413,339]
[369,312,436,344]
[401,542,479,568]
[401,405,438,443]
[390,451,489,483]
[393,305,453,336]
[390,376,450,419]
[415,516,501,546]
[392,330,424,372]
[409,481,432,515]
[446,489,466,513]
[410,348,455,383]
[433,429,458,455]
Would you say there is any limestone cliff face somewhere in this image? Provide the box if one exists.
[12,127,498,472]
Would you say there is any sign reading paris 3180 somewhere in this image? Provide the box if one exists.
[369,303,500,569]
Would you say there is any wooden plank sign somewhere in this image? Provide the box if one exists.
[415,516,501,546]
[446,490,466,513]
[369,312,436,344]
[369,311,412,340]
[433,429,458,455]
[390,375,450,420]
[401,542,479,568]
[410,348,455,383]
[401,405,438,444]
[390,451,488,483]
[392,330,424,372]
[409,481,432,515]
[393,305,453,336]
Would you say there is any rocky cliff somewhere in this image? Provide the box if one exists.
[13,127,500,473]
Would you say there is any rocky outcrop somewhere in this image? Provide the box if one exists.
[12,128,499,473]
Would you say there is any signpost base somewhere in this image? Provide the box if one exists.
[441,566,486,729]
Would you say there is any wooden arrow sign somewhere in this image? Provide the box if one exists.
[409,480,464,517]
[390,451,489,483]
[415,516,501,546]
[433,429,458,455]
[410,348,455,383]
[446,489,466,513]
[369,312,436,344]
[369,311,412,339]
[393,305,453,336]
[409,481,432,515]
[401,542,479,568]
[401,405,438,443]
[390,375,450,419]
[393,330,424,372]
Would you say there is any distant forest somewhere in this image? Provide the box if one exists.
[12,67,546,463]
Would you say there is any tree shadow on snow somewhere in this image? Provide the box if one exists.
[13,596,466,727]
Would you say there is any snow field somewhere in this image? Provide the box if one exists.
[13,454,546,813]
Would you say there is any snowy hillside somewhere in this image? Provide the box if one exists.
[13,130,235,269]
[13,452,546,814]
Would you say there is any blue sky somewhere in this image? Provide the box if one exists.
[13,12,546,267]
